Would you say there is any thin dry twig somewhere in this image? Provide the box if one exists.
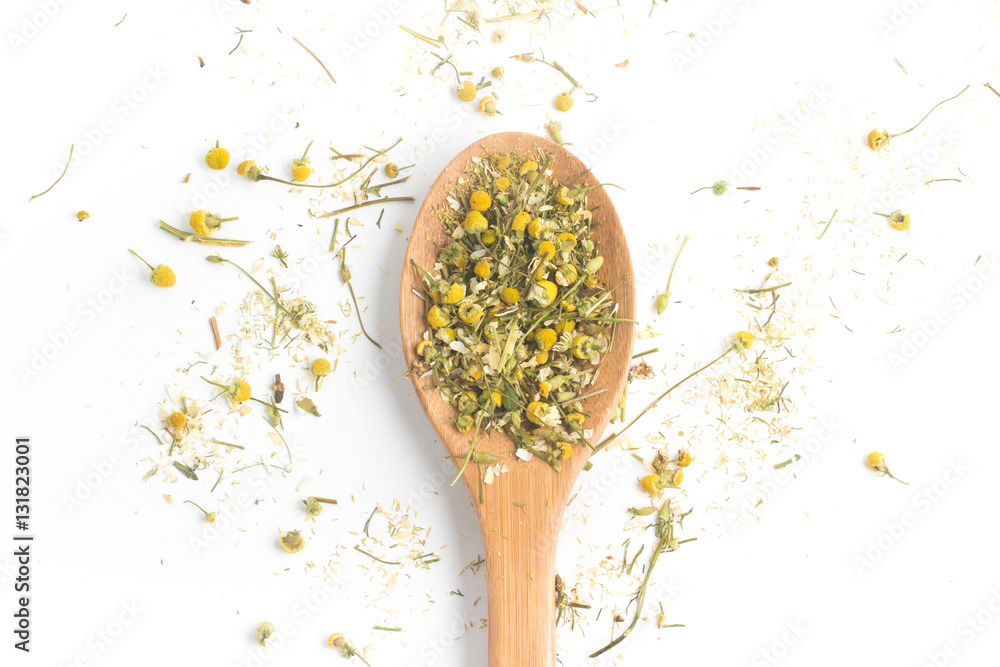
[30,145,73,201]
[293,36,336,84]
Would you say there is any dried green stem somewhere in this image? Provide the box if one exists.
[30,144,73,201]
[890,84,969,138]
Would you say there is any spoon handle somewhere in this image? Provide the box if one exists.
[479,471,562,666]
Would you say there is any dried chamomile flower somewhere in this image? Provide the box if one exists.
[312,357,332,390]
[500,287,521,304]
[205,141,230,170]
[254,622,276,647]
[328,633,371,665]
[554,92,574,112]
[457,80,477,102]
[279,529,306,553]
[168,411,187,431]
[470,189,491,211]
[463,210,488,234]
[491,29,506,44]
[202,376,251,403]
[676,450,692,468]
[875,209,910,231]
[640,474,662,496]
[184,500,216,523]
[479,95,498,117]
[768,256,780,268]
[691,180,728,195]
[292,141,313,182]
[303,497,323,516]
[189,210,239,236]
[128,249,176,288]
[866,451,908,485]
[237,160,262,181]
[76,210,90,221]
[731,330,754,352]
[312,358,332,377]
[384,162,400,178]
[491,66,504,80]
[867,129,888,152]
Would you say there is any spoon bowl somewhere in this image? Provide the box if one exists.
[400,132,635,666]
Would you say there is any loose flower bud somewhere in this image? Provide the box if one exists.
[205,141,230,170]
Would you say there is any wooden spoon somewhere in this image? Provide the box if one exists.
[399,132,636,666]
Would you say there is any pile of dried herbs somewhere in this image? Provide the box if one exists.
[411,151,620,469]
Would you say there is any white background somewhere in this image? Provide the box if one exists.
[3,1,1000,666]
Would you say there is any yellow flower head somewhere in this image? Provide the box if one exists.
[639,474,661,496]
[554,92,574,112]
[496,176,511,191]
[474,259,493,278]
[416,340,434,357]
[311,358,332,377]
[76,210,90,221]
[327,633,346,651]
[889,210,910,231]
[385,162,400,178]
[526,401,548,425]
[556,187,574,206]
[866,451,886,471]
[553,441,573,460]
[279,530,305,553]
[457,80,477,102]
[470,190,491,212]
[671,469,684,487]
[519,160,539,176]
[481,229,497,245]
[500,287,521,305]
[537,240,556,260]
[676,450,692,468]
[572,335,595,359]
[491,66,504,79]
[555,320,575,335]
[237,160,259,179]
[556,264,578,287]
[731,330,754,352]
[427,305,450,328]
[492,154,512,171]
[867,129,888,152]
[479,95,498,116]
[556,231,577,249]
[565,412,586,431]
[535,280,558,306]
[189,210,210,236]
[205,145,230,170]
[463,210,488,234]
[232,379,251,403]
[512,211,531,232]
[152,265,177,288]
[458,302,483,324]
[538,381,552,398]
[168,411,187,430]
[535,328,557,351]
[442,283,467,304]
[456,414,474,433]
[527,218,545,239]
[291,160,312,183]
